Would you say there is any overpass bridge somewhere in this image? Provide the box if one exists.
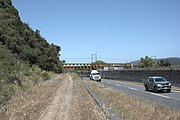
[63,63,134,71]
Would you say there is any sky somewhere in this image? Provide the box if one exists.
[12,0,180,63]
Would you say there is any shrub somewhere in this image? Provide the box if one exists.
[41,72,50,81]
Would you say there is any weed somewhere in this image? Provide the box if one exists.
[41,72,50,81]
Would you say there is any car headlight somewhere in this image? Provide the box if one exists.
[157,84,162,87]
[169,83,171,86]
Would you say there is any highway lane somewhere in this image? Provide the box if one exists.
[101,79,180,110]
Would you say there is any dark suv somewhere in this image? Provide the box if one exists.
[144,76,171,93]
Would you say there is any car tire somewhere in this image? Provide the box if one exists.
[167,89,171,93]
[154,86,158,93]
[145,85,149,91]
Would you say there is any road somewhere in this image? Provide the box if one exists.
[101,79,180,110]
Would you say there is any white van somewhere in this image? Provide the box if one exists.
[89,70,101,82]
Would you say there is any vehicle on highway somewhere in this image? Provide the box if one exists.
[89,70,101,82]
[143,76,171,93]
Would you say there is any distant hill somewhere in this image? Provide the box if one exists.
[165,57,180,65]
[130,57,180,66]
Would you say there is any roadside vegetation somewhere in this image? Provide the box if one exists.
[85,80,180,120]
[0,44,52,117]
[0,74,107,120]
[0,0,63,73]
[67,74,107,120]
[0,0,63,117]
[139,56,172,68]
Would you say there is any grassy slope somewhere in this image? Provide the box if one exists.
[0,0,62,117]
[0,44,51,116]
[0,0,60,113]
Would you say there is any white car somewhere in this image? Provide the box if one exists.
[89,70,101,82]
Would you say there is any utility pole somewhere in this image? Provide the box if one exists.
[91,54,97,63]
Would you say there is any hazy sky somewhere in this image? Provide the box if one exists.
[12,0,180,63]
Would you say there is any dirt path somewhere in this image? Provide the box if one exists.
[38,75,73,120]
[3,74,107,120]
[60,75,73,120]
[66,75,107,120]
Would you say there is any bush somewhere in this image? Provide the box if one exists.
[41,72,50,81]
[0,44,48,106]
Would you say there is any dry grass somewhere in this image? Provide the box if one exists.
[1,73,107,120]
[67,74,107,120]
[1,74,66,120]
[85,80,180,120]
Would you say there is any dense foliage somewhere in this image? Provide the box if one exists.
[0,0,63,73]
[92,60,109,66]
[0,43,51,110]
[157,59,171,67]
[139,56,155,68]
[0,0,60,112]
[139,56,172,68]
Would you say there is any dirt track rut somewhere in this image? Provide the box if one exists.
[38,75,73,120]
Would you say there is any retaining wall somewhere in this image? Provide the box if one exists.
[99,69,180,87]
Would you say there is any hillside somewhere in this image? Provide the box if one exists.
[130,57,180,66]
[0,0,63,114]
[0,0,62,73]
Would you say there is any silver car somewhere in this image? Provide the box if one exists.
[144,76,171,93]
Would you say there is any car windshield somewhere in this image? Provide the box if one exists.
[155,78,166,82]
[92,73,99,75]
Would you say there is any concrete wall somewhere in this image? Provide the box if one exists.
[100,69,180,87]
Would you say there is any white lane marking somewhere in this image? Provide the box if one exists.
[171,90,180,93]
[115,84,122,87]
[114,81,144,87]
[128,87,138,91]
[149,92,170,99]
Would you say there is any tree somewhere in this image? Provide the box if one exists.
[158,59,171,67]
[92,60,108,66]
[139,56,155,68]
[0,0,63,73]
[35,29,40,38]
[62,60,66,63]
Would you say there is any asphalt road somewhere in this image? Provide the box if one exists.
[101,79,180,110]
